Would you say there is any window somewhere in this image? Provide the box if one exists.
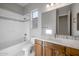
[32,10,39,18]
[32,9,39,29]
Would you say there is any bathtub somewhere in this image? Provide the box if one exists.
[0,39,33,56]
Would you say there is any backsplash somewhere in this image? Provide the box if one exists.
[55,35,79,40]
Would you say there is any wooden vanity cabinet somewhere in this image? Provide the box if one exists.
[35,39,65,56]
[44,46,54,56]
[66,47,79,56]
[34,39,43,56]
[35,44,43,56]
[35,39,79,56]
[44,42,65,56]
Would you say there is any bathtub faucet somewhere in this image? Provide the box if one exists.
[24,33,27,41]
[24,33,27,36]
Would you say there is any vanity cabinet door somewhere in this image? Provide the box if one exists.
[35,39,79,56]
[53,48,65,56]
[35,39,43,56]
[53,44,65,56]
[35,44,43,56]
[66,47,79,56]
[44,46,54,56]
[44,42,65,56]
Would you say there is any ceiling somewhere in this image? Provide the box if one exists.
[17,3,28,7]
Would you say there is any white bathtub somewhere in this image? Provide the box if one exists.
[0,40,33,56]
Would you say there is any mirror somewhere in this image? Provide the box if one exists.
[42,4,73,37]
[56,5,71,36]
[41,10,56,36]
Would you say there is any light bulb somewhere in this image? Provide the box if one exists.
[46,4,50,8]
[51,3,54,6]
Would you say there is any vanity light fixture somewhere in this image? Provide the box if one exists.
[50,3,54,6]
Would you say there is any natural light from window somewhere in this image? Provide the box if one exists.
[45,29,52,35]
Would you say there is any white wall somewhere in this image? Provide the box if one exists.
[24,21,30,40]
[24,3,47,13]
[0,3,24,15]
[57,5,71,16]
[0,18,26,50]
[0,8,24,21]
[72,3,79,36]
[42,10,56,35]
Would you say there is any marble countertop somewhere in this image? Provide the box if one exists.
[32,36,79,49]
